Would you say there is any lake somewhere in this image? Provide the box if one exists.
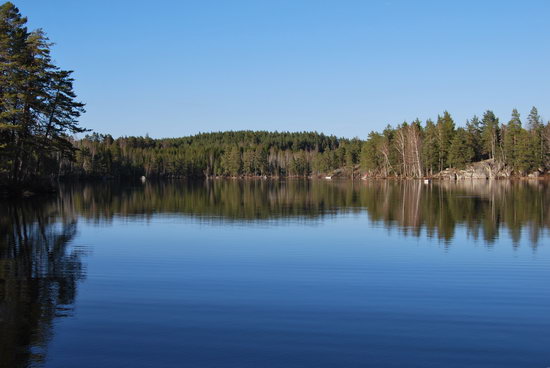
[1,180,550,368]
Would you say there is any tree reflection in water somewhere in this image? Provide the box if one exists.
[64,179,550,246]
[0,198,85,368]
[1,179,548,367]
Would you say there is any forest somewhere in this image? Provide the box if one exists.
[66,131,359,178]
[67,107,550,180]
[1,2,550,192]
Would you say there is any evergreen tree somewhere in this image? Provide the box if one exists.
[448,128,475,169]
[515,129,536,174]
[435,112,455,171]
[34,109,549,180]
[255,146,269,175]
[361,132,382,173]
[0,2,85,187]
[544,122,550,168]
[465,116,483,161]
[242,149,256,175]
[422,119,439,175]
[221,146,241,176]
[481,110,500,161]
[503,109,522,171]
[527,106,545,169]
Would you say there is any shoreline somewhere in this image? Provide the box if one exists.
[5,175,550,197]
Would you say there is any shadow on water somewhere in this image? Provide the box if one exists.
[1,179,549,366]
[0,198,85,368]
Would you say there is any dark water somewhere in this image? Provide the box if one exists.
[1,180,550,368]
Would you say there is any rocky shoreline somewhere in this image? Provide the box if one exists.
[433,159,546,180]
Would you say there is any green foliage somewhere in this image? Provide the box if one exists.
[515,129,536,174]
[481,110,500,161]
[422,119,439,175]
[527,106,546,169]
[0,2,85,186]
[70,131,345,178]
[465,116,483,161]
[436,111,455,170]
[502,109,523,171]
[70,108,547,180]
[221,146,242,176]
[0,6,547,184]
[448,128,475,169]
[360,132,383,172]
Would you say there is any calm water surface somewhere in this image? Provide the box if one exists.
[1,180,550,368]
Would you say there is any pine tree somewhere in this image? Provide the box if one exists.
[448,128,475,169]
[527,106,545,169]
[242,149,256,175]
[435,112,455,171]
[544,122,550,169]
[0,2,85,186]
[360,132,379,173]
[255,146,269,175]
[422,119,439,175]
[481,110,500,161]
[465,116,483,161]
[221,146,241,176]
[515,129,536,174]
[502,109,522,171]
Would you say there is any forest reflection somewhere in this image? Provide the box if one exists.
[63,179,550,246]
[0,198,85,368]
[1,180,548,367]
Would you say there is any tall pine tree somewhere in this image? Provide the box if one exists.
[435,111,455,171]
[527,106,545,170]
[0,2,85,187]
[481,110,500,161]
[422,119,439,175]
[465,115,483,161]
[502,109,522,171]
[448,128,475,169]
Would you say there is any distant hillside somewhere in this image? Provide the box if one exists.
[65,131,362,178]
[63,109,550,180]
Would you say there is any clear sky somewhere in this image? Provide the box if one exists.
[15,0,550,139]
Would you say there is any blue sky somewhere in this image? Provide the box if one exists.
[16,0,550,139]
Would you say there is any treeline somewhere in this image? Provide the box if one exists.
[66,131,362,178]
[361,108,550,177]
[67,107,550,179]
[0,3,85,190]
[2,3,550,187]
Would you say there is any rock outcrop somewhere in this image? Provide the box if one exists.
[435,159,521,180]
